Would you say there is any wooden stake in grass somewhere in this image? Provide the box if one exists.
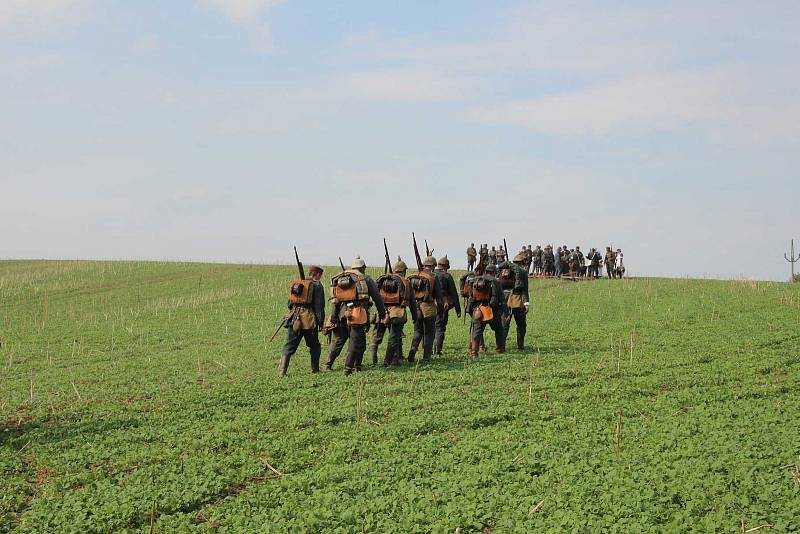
[149,497,157,534]
[613,412,622,460]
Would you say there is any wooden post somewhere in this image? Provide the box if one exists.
[785,239,799,282]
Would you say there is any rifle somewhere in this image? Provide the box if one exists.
[383,238,393,275]
[269,310,293,342]
[294,246,305,280]
[425,239,433,258]
[412,232,423,271]
[339,257,346,272]
[503,238,508,261]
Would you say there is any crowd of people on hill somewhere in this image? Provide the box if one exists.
[466,243,626,279]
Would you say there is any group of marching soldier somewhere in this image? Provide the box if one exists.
[466,243,626,279]
[278,237,535,376]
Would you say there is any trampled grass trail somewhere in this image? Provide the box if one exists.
[1,260,799,532]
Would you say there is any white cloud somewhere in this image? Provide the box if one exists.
[467,66,800,142]
[203,0,284,25]
[200,0,285,52]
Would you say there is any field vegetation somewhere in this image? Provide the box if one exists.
[1,260,799,532]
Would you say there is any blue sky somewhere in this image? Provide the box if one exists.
[2,0,799,280]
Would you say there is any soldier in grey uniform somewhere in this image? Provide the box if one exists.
[433,256,462,355]
[279,265,326,376]
[604,247,617,279]
[325,257,386,375]
[408,256,444,363]
[466,243,477,272]
[368,257,418,366]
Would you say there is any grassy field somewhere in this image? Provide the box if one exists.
[1,260,799,533]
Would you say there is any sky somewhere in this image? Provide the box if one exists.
[2,0,799,280]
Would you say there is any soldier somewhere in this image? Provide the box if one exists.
[496,245,507,263]
[279,265,326,376]
[433,256,462,355]
[554,246,563,277]
[466,264,507,356]
[466,243,477,272]
[369,257,418,366]
[615,249,625,278]
[604,247,617,279]
[524,245,533,273]
[408,255,444,363]
[542,245,555,276]
[587,248,601,278]
[567,248,580,276]
[325,257,386,375]
[532,245,543,274]
[575,246,586,276]
[489,246,497,265]
[499,253,530,350]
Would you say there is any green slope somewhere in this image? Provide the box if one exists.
[1,260,799,532]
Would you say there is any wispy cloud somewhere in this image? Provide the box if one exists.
[468,65,800,142]
[200,0,285,52]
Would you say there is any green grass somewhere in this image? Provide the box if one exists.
[1,260,799,533]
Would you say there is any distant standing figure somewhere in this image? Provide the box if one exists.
[604,247,616,279]
[532,245,543,274]
[489,246,497,265]
[615,249,625,278]
[587,248,601,278]
[466,243,477,272]
[555,247,563,277]
[542,245,555,276]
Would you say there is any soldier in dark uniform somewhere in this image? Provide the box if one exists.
[279,265,326,376]
[466,264,507,356]
[575,246,586,276]
[433,256,462,355]
[587,248,601,278]
[542,245,555,276]
[325,257,386,375]
[554,246,563,277]
[604,247,616,279]
[466,243,477,272]
[499,254,530,350]
[368,257,418,366]
[408,256,444,363]
[532,245,543,274]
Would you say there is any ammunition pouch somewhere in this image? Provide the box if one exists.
[344,304,368,326]
[387,306,407,325]
[418,301,437,319]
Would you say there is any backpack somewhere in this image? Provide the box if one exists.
[331,270,369,303]
[377,274,402,305]
[498,267,515,289]
[407,271,434,302]
[288,279,313,305]
[471,276,492,302]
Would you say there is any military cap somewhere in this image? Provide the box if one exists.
[308,265,323,274]
[423,255,437,267]
[351,256,366,269]
[513,253,526,263]
[393,256,408,273]
[485,264,498,273]
[437,255,450,268]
